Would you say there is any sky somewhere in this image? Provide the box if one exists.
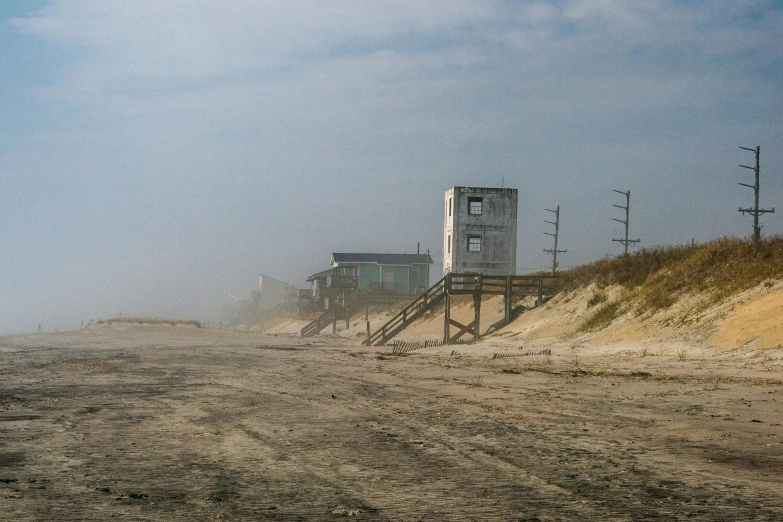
[1,0,782,335]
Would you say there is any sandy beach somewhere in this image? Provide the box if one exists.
[1,323,782,520]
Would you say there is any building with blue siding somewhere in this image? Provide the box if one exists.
[329,253,433,295]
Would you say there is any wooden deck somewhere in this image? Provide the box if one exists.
[364,272,558,346]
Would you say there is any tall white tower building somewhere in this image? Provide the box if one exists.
[443,186,518,276]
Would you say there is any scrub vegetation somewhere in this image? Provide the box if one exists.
[565,236,783,331]
[96,316,202,328]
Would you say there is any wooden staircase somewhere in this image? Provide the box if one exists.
[300,288,369,337]
[300,308,335,337]
[363,272,558,346]
[363,276,447,346]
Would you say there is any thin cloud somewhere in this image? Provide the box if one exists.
[1,1,781,334]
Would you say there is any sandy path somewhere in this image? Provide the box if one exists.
[1,326,782,520]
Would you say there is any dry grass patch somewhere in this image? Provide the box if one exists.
[562,236,783,329]
[97,316,202,328]
[579,301,622,332]
[587,291,608,308]
[467,375,485,387]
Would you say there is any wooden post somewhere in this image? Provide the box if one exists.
[504,275,512,325]
[473,292,481,341]
[426,249,430,290]
[344,291,349,330]
[333,293,338,334]
[537,275,543,306]
[474,274,482,340]
[443,274,451,342]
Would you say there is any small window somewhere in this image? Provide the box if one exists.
[448,198,452,217]
[468,197,483,215]
[468,235,482,252]
[447,235,451,254]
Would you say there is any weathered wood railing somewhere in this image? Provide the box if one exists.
[364,272,558,346]
[300,286,372,337]
[363,276,447,346]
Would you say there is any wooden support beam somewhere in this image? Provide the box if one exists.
[448,318,476,342]
[537,275,544,306]
[504,275,512,325]
[443,289,451,343]
[448,317,471,331]
[473,293,481,341]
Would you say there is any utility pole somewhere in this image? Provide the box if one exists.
[612,189,640,255]
[738,145,774,241]
[543,205,567,275]
[426,248,430,289]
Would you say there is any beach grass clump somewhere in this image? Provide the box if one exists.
[467,375,484,387]
[562,236,783,326]
[586,291,608,309]
[579,301,622,332]
[97,316,202,328]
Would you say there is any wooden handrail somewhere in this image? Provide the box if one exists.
[362,273,561,346]
[364,276,447,345]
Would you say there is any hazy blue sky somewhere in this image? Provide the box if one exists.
[2,1,782,335]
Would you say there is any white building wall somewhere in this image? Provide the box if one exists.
[443,186,518,276]
[443,187,456,274]
[255,274,298,311]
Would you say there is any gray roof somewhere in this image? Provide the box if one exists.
[306,268,334,281]
[330,253,433,266]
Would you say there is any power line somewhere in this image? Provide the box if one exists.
[738,145,775,241]
[667,131,783,175]
[543,205,567,275]
[611,189,640,255]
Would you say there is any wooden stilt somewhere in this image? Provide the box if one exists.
[443,274,451,343]
[443,291,451,343]
[333,291,338,334]
[537,275,543,306]
[504,275,512,325]
[473,292,481,341]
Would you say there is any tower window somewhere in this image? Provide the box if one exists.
[468,197,483,215]
[468,235,482,252]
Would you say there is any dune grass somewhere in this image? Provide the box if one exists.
[567,236,783,331]
[97,316,202,328]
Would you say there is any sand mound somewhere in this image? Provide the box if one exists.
[493,278,783,350]
[260,277,783,351]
